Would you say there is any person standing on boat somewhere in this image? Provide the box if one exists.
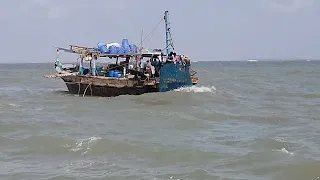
[172,53,180,64]
[135,55,141,70]
[54,59,67,74]
[166,52,174,63]
[151,57,160,72]
[146,60,155,77]
[184,56,191,66]
[54,48,65,74]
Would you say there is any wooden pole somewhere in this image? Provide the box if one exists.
[92,55,97,76]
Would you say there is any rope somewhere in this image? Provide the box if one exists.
[83,82,92,97]
[143,22,161,48]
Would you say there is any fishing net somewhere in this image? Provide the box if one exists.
[159,63,193,92]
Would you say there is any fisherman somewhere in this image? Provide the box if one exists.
[166,51,174,63]
[120,56,130,68]
[175,55,180,63]
[135,55,141,70]
[54,59,64,74]
[151,57,160,72]
[125,56,130,64]
[146,60,155,77]
[160,52,164,62]
[172,53,180,64]
[184,56,191,66]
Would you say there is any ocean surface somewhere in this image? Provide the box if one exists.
[0,60,319,180]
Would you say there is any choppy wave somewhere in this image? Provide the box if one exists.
[0,103,21,109]
[0,61,319,179]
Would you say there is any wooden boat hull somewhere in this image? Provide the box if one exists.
[60,75,158,97]
[59,75,198,97]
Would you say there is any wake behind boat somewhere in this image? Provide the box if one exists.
[45,11,198,97]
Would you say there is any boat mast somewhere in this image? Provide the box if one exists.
[164,11,173,55]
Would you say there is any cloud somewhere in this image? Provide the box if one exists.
[26,0,68,19]
[268,0,315,13]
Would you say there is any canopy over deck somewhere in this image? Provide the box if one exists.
[56,45,164,59]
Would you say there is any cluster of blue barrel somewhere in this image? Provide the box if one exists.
[107,70,123,78]
[97,39,138,54]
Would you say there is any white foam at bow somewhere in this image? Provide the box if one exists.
[174,86,216,93]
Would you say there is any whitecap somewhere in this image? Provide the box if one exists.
[68,136,102,154]
[279,147,294,155]
[174,86,216,93]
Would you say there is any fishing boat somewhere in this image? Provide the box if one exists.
[45,11,198,97]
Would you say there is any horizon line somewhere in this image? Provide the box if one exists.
[0,59,319,65]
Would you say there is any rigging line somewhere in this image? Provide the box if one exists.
[161,41,174,52]
[139,29,143,50]
[143,23,159,48]
[137,17,164,47]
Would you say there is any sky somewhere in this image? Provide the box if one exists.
[1,0,320,63]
